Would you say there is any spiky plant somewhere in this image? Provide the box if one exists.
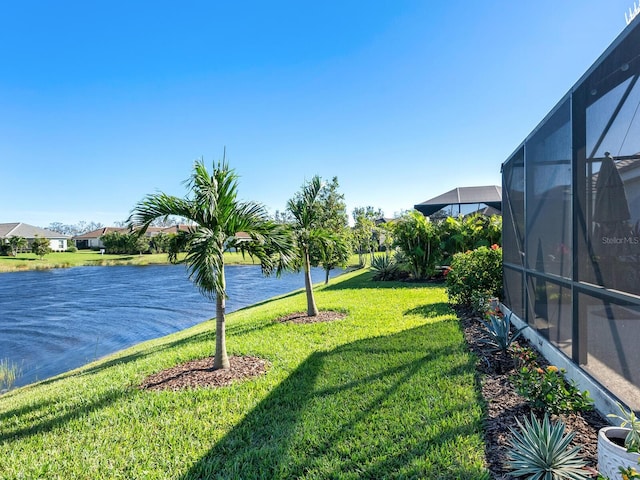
[479,311,528,354]
[370,254,400,281]
[608,402,640,453]
[507,413,590,480]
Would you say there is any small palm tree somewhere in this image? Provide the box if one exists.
[8,236,28,257]
[129,157,294,370]
[286,175,337,316]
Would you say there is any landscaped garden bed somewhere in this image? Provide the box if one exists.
[459,308,609,478]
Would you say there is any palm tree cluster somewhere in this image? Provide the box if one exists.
[129,157,349,370]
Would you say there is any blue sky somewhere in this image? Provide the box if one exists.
[1,1,637,227]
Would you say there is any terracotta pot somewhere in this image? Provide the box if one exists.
[597,426,640,479]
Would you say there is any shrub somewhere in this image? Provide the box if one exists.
[437,214,502,264]
[511,365,593,415]
[507,412,590,480]
[66,245,78,253]
[445,244,502,313]
[391,210,441,280]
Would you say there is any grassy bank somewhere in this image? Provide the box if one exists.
[0,269,488,479]
[0,250,258,273]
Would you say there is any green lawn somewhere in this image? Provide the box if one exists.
[0,250,259,272]
[0,269,488,479]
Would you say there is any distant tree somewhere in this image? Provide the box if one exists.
[273,209,294,224]
[8,236,28,257]
[31,236,51,259]
[150,232,171,253]
[352,206,383,266]
[132,235,150,255]
[149,216,184,227]
[286,175,338,316]
[129,157,294,370]
[76,221,104,235]
[47,221,104,236]
[47,222,66,235]
[168,231,190,263]
[315,176,351,284]
[101,231,126,254]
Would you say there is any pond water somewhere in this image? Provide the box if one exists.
[0,264,341,387]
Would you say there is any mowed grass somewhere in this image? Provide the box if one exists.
[0,269,488,479]
[0,250,258,272]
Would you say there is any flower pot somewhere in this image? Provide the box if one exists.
[598,426,640,478]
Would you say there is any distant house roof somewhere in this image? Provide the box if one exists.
[0,222,71,239]
[73,224,195,240]
[161,224,193,234]
[73,227,126,240]
[414,186,502,217]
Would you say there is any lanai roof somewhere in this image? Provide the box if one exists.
[414,186,502,217]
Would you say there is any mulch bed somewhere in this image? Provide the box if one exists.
[459,310,608,479]
[274,310,347,324]
[138,355,269,392]
[138,311,345,392]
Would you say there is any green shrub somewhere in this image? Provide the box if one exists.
[511,365,593,415]
[66,245,78,253]
[445,245,502,312]
[391,210,441,280]
[437,214,502,264]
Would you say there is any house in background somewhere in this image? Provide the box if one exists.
[73,227,127,249]
[73,225,194,249]
[414,185,502,217]
[0,223,71,252]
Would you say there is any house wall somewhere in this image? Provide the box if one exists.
[48,239,68,252]
[502,19,640,412]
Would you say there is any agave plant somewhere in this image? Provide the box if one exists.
[370,254,400,281]
[479,311,528,354]
[507,413,590,480]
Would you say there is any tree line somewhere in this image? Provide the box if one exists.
[126,157,502,372]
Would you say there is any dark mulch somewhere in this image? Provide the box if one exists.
[139,355,269,392]
[138,311,345,392]
[275,310,347,324]
[459,311,608,479]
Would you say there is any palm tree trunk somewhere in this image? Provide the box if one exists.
[213,266,230,370]
[324,267,330,285]
[304,250,319,317]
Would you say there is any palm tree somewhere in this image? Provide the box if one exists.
[129,158,294,370]
[8,236,28,257]
[287,175,337,317]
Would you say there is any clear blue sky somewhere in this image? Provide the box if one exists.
[1,1,637,227]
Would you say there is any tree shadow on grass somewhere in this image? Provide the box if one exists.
[0,319,283,440]
[0,386,124,443]
[180,323,488,479]
[322,269,443,292]
[404,302,455,319]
